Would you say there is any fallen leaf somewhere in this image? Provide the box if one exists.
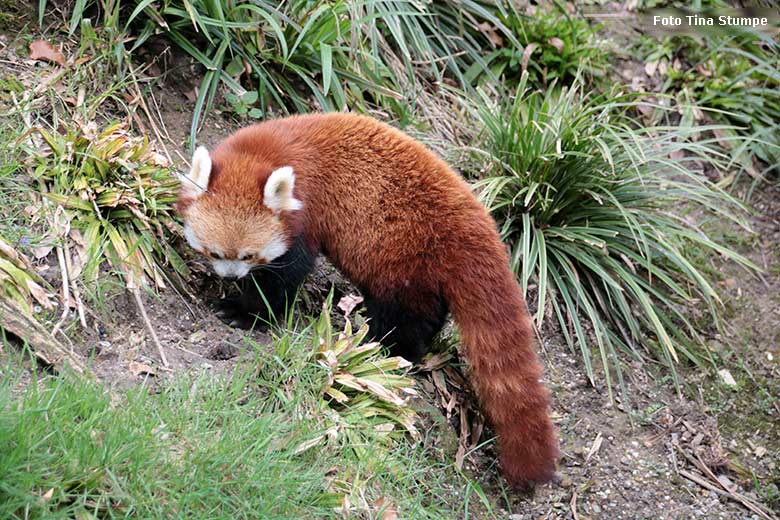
[32,244,53,259]
[373,497,399,520]
[337,294,363,317]
[645,60,658,76]
[129,360,156,377]
[548,37,565,53]
[476,22,504,47]
[521,43,538,73]
[41,488,54,501]
[585,432,603,463]
[27,279,54,309]
[29,40,65,66]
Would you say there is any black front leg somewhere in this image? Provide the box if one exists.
[215,238,316,329]
[363,293,448,363]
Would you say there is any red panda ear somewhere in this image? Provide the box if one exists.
[264,166,303,213]
[179,146,211,198]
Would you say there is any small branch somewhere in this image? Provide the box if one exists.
[570,489,580,520]
[50,244,71,337]
[131,288,169,368]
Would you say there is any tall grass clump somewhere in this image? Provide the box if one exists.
[25,121,187,294]
[470,74,755,396]
[47,0,522,146]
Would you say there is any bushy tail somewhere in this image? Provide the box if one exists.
[444,248,559,487]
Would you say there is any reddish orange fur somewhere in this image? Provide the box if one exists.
[180,113,559,486]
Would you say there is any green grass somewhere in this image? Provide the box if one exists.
[467,74,757,398]
[0,308,494,519]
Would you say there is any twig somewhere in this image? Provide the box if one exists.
[674,442,776,519]
[50,244,71,337]
[679,470,776,520]
[61,239,87,329]
[131,288,169,368]
[570,489,580,520]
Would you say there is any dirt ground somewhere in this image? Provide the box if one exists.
[1,24,778,520]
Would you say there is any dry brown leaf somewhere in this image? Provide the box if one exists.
[337,294,363,317]
[29,41,65,66]
[696,63,712,77]
[585,432,603,463]
[548,37,565,53]
[32,244,53,259]
[476,22,504,47]
[644,60,659,77]
[373,497,399,520]
[129,360,156,377]
[521,43,538,73]
[417,351,451,371]
[27,279,54,309]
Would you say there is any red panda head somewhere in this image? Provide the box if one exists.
[176,146,302,279]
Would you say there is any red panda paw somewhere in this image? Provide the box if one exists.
[213,297,268,330]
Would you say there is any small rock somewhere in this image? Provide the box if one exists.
[718,369,737,387]
[716,474,734,489]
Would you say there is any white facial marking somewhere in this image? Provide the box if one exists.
[260,235,289,263]
[212,259,252,279]
[180,146,212,197]
[183,225,202,252]
[264,166,303,213]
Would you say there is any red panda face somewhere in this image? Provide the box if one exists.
[177,147,302,279]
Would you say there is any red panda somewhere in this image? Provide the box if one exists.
[177,113,559,487]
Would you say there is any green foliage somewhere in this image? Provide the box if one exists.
[470,74,756,396]
[313,298,419,438]
[639,33,780,189]
[106,0,449,144]
[43,0,530,146]
[0,238,53,315]
[468,5,607,88]
[25,122,187,293]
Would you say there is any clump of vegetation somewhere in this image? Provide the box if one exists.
[314,300,419,438]
[469,74,755,395]
[467,5,608,88]
[639,33,780,190]
[26,121,187,294]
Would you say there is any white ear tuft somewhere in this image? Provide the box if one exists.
[180,146,212,198]
[264,166,303,213]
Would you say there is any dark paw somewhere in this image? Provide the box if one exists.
[213,298,267,330]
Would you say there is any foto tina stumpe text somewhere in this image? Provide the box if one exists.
[653,14,769,28]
